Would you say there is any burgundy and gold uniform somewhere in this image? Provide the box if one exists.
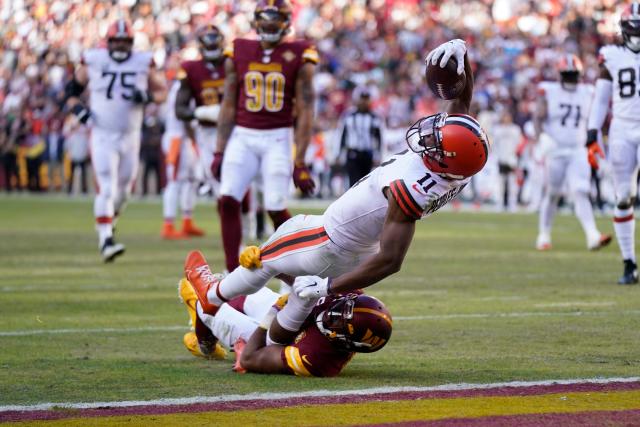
[176,60,225,109]
[227,38,319,129]
[281,296,354,377]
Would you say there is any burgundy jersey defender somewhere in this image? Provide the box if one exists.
[280,295,354,377]
[228,38,318,130]
[177,59,225,108]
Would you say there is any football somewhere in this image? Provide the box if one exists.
[426,57,466,100]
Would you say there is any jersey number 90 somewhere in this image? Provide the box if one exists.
[244,71,285,113]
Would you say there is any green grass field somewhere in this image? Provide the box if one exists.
[1,195,638,407]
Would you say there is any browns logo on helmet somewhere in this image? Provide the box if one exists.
[316,294,392,353]
[406,113,490,180]
[254,0,292,44]
[106,19,134,62]
[621,2,640,52]
[556,54,583,90]
[196,24,224,63]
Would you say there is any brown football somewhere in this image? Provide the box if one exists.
[426,57,466,100]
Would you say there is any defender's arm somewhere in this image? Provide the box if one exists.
[175,79,195,122]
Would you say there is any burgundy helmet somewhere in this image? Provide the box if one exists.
[316,294,393,353]
[196,24,224,62]
[254,0,292,44]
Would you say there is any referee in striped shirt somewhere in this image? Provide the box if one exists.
[339,87,383,187]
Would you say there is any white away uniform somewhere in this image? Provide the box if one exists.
[537,81,605,249]
[162,81,199,220]
[84,48,153,226]
[539,82,594,195]
[212,150,468,303]
[599,45,640,202]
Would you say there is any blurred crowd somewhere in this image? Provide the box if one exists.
[0,0,628,208]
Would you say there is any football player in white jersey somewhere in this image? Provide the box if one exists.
[180,39,491,347]
[161,80,204,239]
[65,19,167,262]
[534,54,612,252]
[587,3,640,285]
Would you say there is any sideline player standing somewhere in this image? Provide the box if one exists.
[64,19,167,262]
[212,0,319,273]
[587,3,640,284]
[534,54,611,251]
[161,80,204,239]
[184,39,491,324]
[175,24,226,196]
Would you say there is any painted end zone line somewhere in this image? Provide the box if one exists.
[1,377,639,415]
[2,310,640,337]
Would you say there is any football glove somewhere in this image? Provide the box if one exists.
[586,129,604,170]
[132,89,153,104]
[425,39,467,75]
[293,162,315,194]
[194,105,221,123]
[70,103,91,124]
[293,276,330,300]
[211,152,224,181]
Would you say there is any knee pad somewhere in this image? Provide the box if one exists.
[268,209,291,229]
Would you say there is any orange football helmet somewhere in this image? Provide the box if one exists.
[406,113,490,180]
[106,19,134,62]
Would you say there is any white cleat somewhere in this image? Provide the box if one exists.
[587,234,612,251]
[535,233,552,251]
[101,238,125,263]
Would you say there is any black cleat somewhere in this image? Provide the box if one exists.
[101,237,125,263]
[618,259,638,285]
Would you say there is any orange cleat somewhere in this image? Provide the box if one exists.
[232,337,247,373]
[161,223,186,240]
[589,234,612,251]
[182,218,205,237]
[184,250,221,316]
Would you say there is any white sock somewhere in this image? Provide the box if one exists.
[209,266,272,306]
[197,302,258,349]
[180,181,196,214]
[573,192,600,244]
[97,223,113,246]
[614,207,635,262]
[538,193,558,238]
[275,292,318,332]
[163,181,179,220]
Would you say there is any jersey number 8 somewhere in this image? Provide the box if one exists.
[244,71,285,113]
[618,67,640,98]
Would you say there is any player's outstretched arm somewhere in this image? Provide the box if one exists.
[445,52,473,115]
[215,57,238,154]
[324,192,416,295]
[240,327,290,374]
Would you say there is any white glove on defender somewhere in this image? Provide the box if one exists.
[194,105,221,123]
[292,276,330,300]
[425,39,467,75]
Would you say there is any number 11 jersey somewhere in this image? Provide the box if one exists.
[83,48,154,133]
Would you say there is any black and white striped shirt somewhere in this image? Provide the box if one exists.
[339,110,383,152]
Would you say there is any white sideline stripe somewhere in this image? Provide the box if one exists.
[0,326,185,337]
[1,377,639,413]
[2,309,640,337]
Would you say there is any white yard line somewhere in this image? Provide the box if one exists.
[1,376,638,413]
[2,309,640,337]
